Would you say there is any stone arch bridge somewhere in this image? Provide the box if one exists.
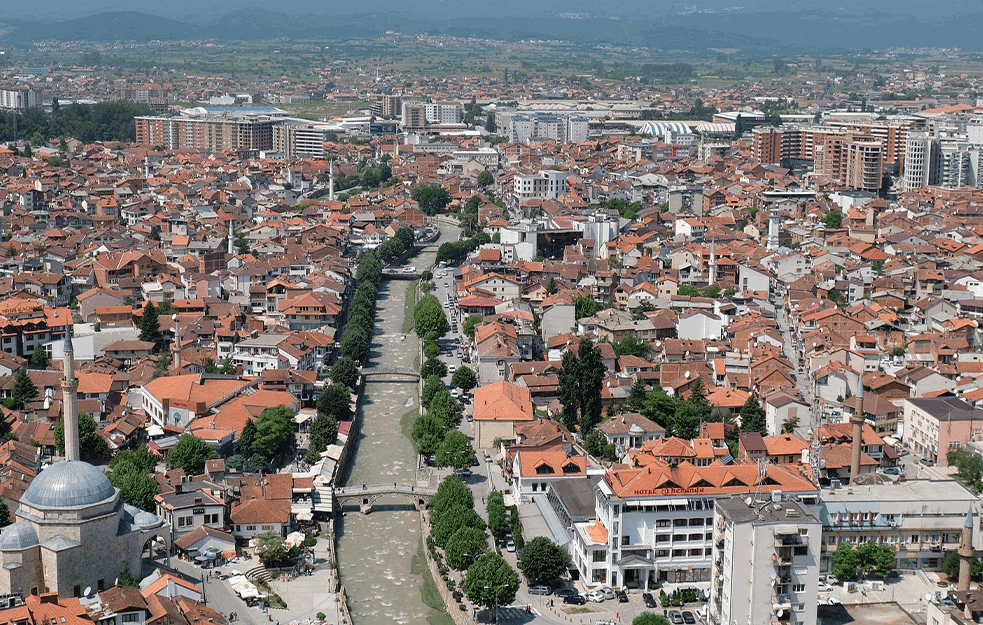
[333,483,437,514]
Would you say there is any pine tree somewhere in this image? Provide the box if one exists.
[139,301,161,346]
[11,369,37,409]
[739,394,768,434]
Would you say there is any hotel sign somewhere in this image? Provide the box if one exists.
[635,487,706,496]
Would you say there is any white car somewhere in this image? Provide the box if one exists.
[585,589,606,603]
[448,364,457,374]
[818,582,833,592]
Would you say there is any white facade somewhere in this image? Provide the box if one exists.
[425,102,464,125]
[513,170,569,203]
[509,113,589,143]
[709,496,821,625]
[0,87,41,111]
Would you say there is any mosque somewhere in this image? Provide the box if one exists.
[0,332,170,598]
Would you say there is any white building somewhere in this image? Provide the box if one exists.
[425,102,464,125]
[708,495,821,625]
[509,113,589,144]
[0,86,41,111]
[513,170,569,203]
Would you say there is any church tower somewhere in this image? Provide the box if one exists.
[62,328,79,462]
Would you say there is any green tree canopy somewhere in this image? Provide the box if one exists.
[306,410,339,464]
[10,368,38,410]
[410,183,452,215]
[107,446,160,511]
[414,295,449,338]
[429,390,464,429]
[30,345,48,369]
[251,405,295,462]
[330,356,360,389]
[411,413,447,456]
[255,531,289,567]
[463,314,483,337]
[781,416,800,434]
[139,301,161,345]
[54,412,107,460]
[451,366,478,392]
[0,498,12,528]
[421,357,448,379]
[641,387,677,431]
[572,295,601,319]
[421,375,445,409]
[632,615,671,625]
[432,504,487,548]
[739,393,767,434]
[429,475,474,521]
[462,553,519,618]
[831,539,895,581]
[477,170,494,188]
[317,383,353,422]
[435,430,476,470]
[824,210,843,229]
[446,526,489,570]
[237,418,257,457]
[613,336,652,359]
[165,434,217,475]
[519,536,570,583]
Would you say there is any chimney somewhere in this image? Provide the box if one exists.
[39,593,58,605]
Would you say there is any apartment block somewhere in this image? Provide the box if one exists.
[709,495,821,625]
[0,86,41,111]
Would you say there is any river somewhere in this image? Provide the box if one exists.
[335,223,459,625]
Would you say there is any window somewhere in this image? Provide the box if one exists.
[592,551,606,563]
[122,615,140,623]
[793,546,808,556]
[792,584,805,593]
[656,534,670,544]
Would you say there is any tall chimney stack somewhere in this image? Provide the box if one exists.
[62,327,80,462]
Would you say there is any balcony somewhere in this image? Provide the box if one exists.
[772,594,792,611]
[774,534,808,547]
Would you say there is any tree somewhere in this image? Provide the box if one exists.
[237,418,257,457]
[410,183,452,215]
[688,378,712,423]
[30,345,48,369]
[477,170,494,188]
[429,475,474,521]
[251,405,295,462]
[139,301,161,345]
[632,615,671,625]
[0,498,11,528]
[831,541,860,582]
[487,491,510,538]
[117,567,140,588]
[446,526,489,570]
[10,369,38,409]
[307,410,339,464]
[949,448,983,491]
[165,434,217,475]
[520,536,569,583]
[255,531,289,567]
[414,295,449,338]
[107,446,160,511]
[672,400,700,440]
[856,539,897,579]
[823,210,843,229]
[432,504,487,548]
[576,339,605,433]
[627,379,648,412]
[572,295,601,319]
[424,340,441,360]
[463,314,483,337]
[54,412,107,460]
[421,375,445,409]
[421,357,448,379]
[436,430,476,470]
[317,383,353,422]
[412,414,447,456]
[429,390,464,429]
[330,356,360,389]
[613,336,651,359]
[781,416,800,434]
[739,394,767,434]
[451,366,478,392]
[641,388,677,431]
[678,284,700,297]
[557,349,582,432]
[462,553,519,621]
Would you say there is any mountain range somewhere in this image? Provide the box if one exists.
[1,1,981,53]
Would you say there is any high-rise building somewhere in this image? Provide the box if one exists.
[0,86,41,111]
[708,495,821,625]
[508,113,589,144]
[401,102,428,132]
[902,122,983,192]
[134,107,283,153]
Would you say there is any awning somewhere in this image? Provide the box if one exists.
[667,499,689,507]
[295,511,313,522]
[616,554,656,568]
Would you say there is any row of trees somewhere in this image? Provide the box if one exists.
[412,373,474,469]
[435,231,491,265]
[339,250,384,364]
[427,477,520,618]
[377,227,415,266]
[557,338,605,435]
[0,101,153,145]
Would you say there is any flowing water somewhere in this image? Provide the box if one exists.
[335,224,458,625]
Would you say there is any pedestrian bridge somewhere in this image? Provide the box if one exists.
[361,367,421,381]
[334,483,437,514]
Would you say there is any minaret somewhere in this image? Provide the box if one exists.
[708,240,717,285]
[228,220,234,255]
[959,506,975,592]
[767,208,780,251]
[62,328,80,462]
[172,314,181,371]
[329,160,335,202]
[849,379,865,483]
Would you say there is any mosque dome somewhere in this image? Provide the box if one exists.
[0,520,39,551]
[22,461,116,508]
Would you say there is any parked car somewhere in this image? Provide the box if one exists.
[616,589,628,603]
[668,611,684,625]
[448,364,457,374]
[642,593,657,608]
[585,589,606,603]
[881,467,901,475]
[562,594,586,605]
[818,582,833,592]
[553,587,578,598]
[505,539,516,552]
[529,585,552,596]
[681,612,696,625]
[921,457,935,466]
[599,587,615,600]
[458,468,472,478]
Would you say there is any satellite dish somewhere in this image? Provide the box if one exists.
[776,609,784,618]
[771,578,777,587]
[83,587,91,597]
